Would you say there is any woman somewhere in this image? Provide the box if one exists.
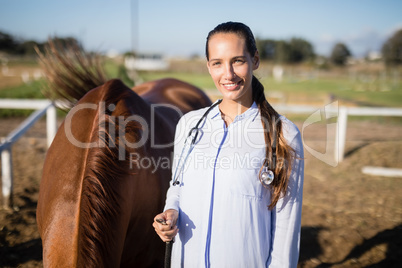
[153,21,304,267]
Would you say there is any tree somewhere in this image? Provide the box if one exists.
[256,38,277,61]
[330,43,351,66]
[0,31,20,54]
[46,37,82,50]
[275,40,291,63]
[382,29,402,66]
[257,37,315,63]
[19,40,42,55]
[288,38,315,63]
[0,31,82,55]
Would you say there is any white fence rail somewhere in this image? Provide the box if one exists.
[0,99,57,208]
[274,103,402,164]
[1,99,402,207]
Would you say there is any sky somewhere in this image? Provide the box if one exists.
[1,0,401,58]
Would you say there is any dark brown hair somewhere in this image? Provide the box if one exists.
[206,21,295,209]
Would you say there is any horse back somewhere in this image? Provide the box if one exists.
[38,79,163,267]
[134,78,212,113]
[38,78,211,267]
[38,81,107,266]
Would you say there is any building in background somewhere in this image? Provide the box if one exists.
[125,53,169,71]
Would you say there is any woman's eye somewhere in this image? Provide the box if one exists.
[212,62,221,66]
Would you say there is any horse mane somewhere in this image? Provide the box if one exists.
[77,79,141,267]
[36,39,107,109]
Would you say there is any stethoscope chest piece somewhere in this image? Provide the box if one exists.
[260,166,274,186]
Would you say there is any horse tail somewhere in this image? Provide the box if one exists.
[77,79,141,267]
[36,39,107,109]
[38,79,147,267]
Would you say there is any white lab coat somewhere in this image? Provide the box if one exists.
[164,102,304,268]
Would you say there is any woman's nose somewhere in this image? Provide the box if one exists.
[224,64,236,80]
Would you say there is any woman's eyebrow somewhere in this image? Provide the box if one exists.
[209,56,246,61]
[233,56,247,60]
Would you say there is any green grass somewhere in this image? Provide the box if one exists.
[260,76,402,107]
[0,80,45,99]
[135,72,402,108]
[0,80,45,117]
[103,58,215,90]
[103,58,402,108]
[103,59,134,88]
[137,71,216,89]
[1,59,402,119]
[0,80,47,117]
[0,79,69,118]
[6,57,39,67]
[103,58,121,79]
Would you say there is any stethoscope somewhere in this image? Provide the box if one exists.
[172,99,276,187]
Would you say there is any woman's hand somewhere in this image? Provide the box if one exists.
[153,209,179,242]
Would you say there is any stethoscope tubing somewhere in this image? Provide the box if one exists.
[172,99,276,187]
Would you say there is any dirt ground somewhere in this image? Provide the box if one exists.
[0,116,401,267]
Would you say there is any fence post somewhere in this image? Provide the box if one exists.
[1,142,13,208]
[46,104,57,148]
[335,107,348,163]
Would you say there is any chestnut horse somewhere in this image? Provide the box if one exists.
[36,43,211,267]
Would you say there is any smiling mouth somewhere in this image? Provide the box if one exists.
[222,81,241,90]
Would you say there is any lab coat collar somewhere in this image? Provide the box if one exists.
[210,101,259,122]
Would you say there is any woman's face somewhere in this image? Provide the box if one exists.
[207,33,259,106]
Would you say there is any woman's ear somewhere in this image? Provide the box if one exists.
[253,51,260,70]
[206,61,212,74]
